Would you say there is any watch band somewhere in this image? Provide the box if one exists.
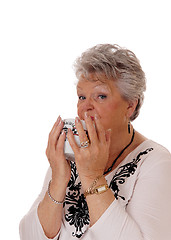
[84,184,109,197]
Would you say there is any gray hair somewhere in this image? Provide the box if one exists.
[74,44,146,121]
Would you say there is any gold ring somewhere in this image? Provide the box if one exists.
[80,140,89,148]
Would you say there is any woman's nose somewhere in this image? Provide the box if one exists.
[83,98,94,111]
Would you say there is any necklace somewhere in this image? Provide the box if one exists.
[104,129,135,175]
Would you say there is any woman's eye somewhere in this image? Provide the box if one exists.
[78,96,86,100]
[98,95,107,100]
[78,94,107,101]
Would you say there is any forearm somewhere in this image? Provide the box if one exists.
[85,200,144,240]
[37,116,71,238]
[37,181,66,239]
[82,178,144,240]
[82,176,142,239]
[82,176,115,226]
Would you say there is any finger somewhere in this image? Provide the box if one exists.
[94,114,106,144]
[46,146,50,160]
[67,128,79,155]
[49,117,64,147]
[46,117,63,160]
[105,129,112,146]
[56,130,66,157]
[84,112,98,144]
[49,115,61,135]
[75,117,88,144]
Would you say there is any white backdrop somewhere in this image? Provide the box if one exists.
[0,0,170,239]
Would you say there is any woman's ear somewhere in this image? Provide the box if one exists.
[126,99,138,119]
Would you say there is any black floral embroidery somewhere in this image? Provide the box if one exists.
[109,148,153,200]
[64,148,154,238]
[64,162,89,238]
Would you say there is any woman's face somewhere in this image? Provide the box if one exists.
[77,73,133,133]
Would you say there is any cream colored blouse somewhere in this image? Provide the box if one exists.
[19,140,171,240]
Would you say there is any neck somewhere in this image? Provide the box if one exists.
[105,126,134,174]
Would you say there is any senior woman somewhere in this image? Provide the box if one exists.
[20,44,171,240]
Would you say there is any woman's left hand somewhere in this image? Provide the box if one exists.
[67,112,111,186]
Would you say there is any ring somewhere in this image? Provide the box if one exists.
[80,140,90,148]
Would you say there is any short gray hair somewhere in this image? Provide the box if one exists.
[74,44,146,121]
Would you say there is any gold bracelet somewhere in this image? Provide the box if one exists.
[84,175,108,197]
[84,184,109,197]
[88,175,104,189]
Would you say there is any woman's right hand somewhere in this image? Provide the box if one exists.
[46,116,71,188]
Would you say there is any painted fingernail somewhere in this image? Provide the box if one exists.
[57,115,61,123]
[84,112,88,118]
[75,117,79,124]
[59,118,63,125]
[61,130,65,135]
[68,128,72,134]
[95,114,99,120]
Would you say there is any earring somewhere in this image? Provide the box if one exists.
[128,121,131,134]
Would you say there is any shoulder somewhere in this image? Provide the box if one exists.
[140,140,171,164]
[119,139,171,180]
[109,140,171,180]
[107,140,170,205]
[128,139,171,163]
[135,140,171,178]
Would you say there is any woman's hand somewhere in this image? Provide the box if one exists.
[46,116,71,187]
[67,113,111,188]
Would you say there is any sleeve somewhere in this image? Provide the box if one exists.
[83,150,171,240]
[19,167,60,240]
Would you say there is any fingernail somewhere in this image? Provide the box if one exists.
[84,112,88,118]
[57,115,61,123]
[95,114,99,120]
[61,130,65,135]
[75,117,79,124]
[59,118,63,125]
[107,128,112,132]
[68,128,72,133]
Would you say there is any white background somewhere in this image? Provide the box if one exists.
[0,0,170,239]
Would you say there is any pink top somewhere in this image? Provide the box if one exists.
[19,140,171,240]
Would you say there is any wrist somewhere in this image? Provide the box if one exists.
[49,179,67,202]
[48,180,65,204]
[52,171,70,187]
[81,175,107,192]
[84,184,109,198]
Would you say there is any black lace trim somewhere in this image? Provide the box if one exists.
[64,147,153,238]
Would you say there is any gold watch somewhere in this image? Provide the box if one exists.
[84,184,109,197]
